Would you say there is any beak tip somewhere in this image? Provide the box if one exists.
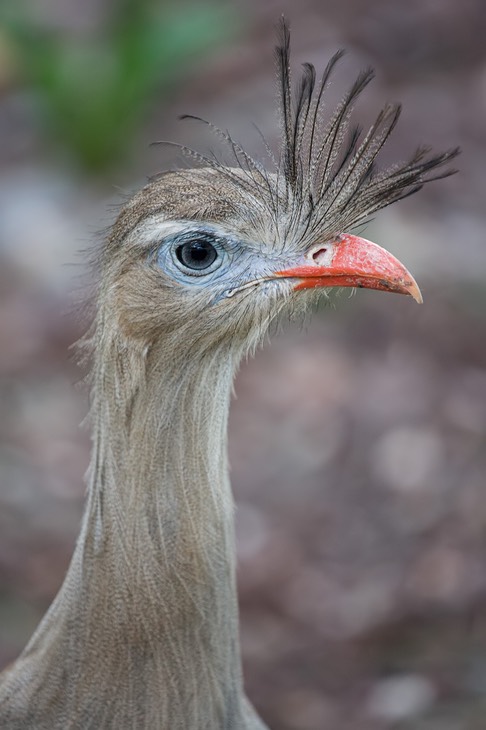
[407,280,423,304]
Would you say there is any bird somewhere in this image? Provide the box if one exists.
[0,19,458,730]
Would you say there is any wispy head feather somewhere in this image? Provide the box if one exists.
[157,17,459,251]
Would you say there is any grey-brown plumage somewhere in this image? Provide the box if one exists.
[0,19,457,730]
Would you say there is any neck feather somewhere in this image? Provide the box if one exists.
[0,328,258,728]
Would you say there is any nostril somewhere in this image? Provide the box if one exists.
[312,247,328,265]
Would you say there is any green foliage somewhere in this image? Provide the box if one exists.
[2,0,231,174]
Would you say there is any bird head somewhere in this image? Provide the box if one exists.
[99,21,458,362]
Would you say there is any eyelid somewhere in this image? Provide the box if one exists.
[164,230,225,251]
[177,231,228,255]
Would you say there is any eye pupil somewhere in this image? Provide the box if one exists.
[176,240,218,271]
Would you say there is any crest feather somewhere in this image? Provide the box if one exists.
[155,17,459,248]
[273,17,459,245]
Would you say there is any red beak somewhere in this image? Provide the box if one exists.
[275,234,422,303]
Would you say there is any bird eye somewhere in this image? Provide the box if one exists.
[175,240,218,271]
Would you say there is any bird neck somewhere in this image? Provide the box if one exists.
[2,331,254,728]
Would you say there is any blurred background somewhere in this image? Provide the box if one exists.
[0,1,485,728]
